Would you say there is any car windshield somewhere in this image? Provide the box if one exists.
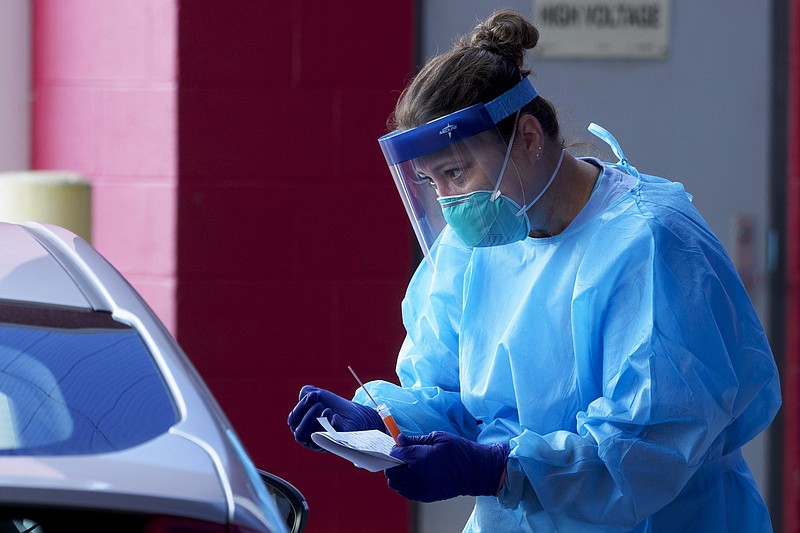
[0,301,178,455]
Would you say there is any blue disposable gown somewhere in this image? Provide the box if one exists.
[355,163,781,532]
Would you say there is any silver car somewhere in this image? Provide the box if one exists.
[0,221,307,532]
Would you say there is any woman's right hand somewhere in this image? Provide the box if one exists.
[287,385,385,450]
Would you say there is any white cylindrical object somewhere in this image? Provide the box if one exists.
[0,171,91,242]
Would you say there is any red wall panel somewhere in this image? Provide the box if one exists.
[176,2,416,531]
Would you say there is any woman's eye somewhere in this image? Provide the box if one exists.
[413,174,438,189]
[443,168,464,181]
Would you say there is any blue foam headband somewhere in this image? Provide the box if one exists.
[379,78,539,165]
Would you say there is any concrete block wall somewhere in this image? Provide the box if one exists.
[33,1,416,530]
[33,0,179,330]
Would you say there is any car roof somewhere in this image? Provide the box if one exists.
[0,221,287,531]
[0,222,92,308]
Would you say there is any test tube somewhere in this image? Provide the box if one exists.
[376,403,402,446]
[348,365,402,446]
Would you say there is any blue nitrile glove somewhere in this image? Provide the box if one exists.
[287,385,385,451]
[385,432,510,502]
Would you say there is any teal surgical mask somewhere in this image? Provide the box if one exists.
[439,191,530,247]
[438,138,565,248]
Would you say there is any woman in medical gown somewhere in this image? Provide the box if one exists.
[288,9,781,532]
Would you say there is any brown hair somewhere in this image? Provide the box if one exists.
[389,9,561,143]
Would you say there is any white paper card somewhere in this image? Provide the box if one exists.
[311,417,405,472]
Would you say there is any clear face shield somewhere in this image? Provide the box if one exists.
[379,78,541,258]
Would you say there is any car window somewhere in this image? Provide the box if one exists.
[0,301,178,455]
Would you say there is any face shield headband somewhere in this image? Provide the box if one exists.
[378,78,539,259]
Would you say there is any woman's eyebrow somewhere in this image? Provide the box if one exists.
[417,158,463,176]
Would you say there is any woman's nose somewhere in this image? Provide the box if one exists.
[433,180,458,197]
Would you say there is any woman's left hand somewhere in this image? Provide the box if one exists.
[385,431,509,502]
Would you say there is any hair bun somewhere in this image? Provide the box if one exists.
[468,9,539,69]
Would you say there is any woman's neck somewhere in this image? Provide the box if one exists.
[527,151,600,238]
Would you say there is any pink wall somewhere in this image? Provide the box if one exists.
[33,1,415,531]
[33,0,179,330]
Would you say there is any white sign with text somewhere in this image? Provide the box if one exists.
[534,0,670,59]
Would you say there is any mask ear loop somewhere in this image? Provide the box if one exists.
[515,148,564,217]
[490,109,521,202]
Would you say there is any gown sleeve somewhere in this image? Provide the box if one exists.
[353,230,482,440]
[498,183,781,530]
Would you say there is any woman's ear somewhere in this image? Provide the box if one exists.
[516,114,544,153]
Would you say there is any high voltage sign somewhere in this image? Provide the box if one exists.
[534,1,670,59]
